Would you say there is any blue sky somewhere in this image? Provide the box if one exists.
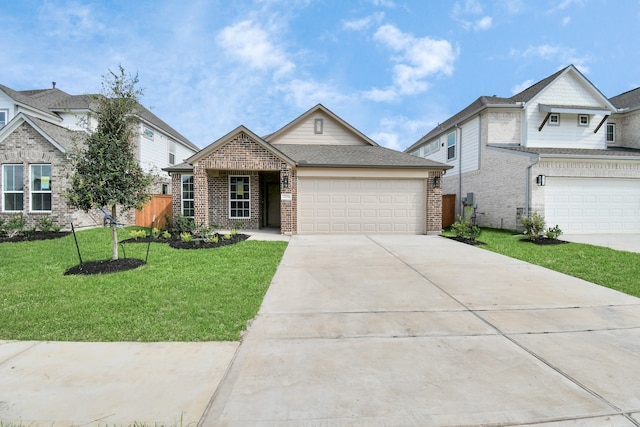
[2,0,639,150]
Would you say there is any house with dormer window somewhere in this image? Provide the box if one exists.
[0,83,198,228]
[406,65,640,234]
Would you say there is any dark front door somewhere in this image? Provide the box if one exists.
[266,182,281,227]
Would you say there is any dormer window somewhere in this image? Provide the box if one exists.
[548,114,560,126]
[314,118,323,134]
[578,115,589,127]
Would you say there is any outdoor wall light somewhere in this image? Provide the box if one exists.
[433,176,441,188]
[536,174,546,186]
[282,175,289,188]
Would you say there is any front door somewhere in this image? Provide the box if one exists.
[266,182,281,227]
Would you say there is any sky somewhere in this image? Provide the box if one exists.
[2,0,639,151]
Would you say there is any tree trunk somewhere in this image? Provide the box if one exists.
[111,205,119,260]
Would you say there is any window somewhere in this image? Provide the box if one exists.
[0,110,7,129]
[606,123,616,143]
[411,150,419,157]
[229,176,250,219]
[548,113,560,125]
[143,127,154,140]
[423,143,431,156]
[314,118,323,134]
[431,140,440,153]
[578,115,589,127]
[169,141,176,165]
[30,164,52,211]
[447,131,456,161]
[181,175,194,218]
[161,183,169,195]
[3,164,23,211]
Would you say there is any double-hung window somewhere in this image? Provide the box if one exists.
[31,164,52,211]
[229,176,250,219]
[3,164,24,211]
[446,131,456,161]
[0,110,7,129]
[606,123,616,143]
[181,175,194,218]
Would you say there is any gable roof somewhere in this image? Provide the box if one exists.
[0,112,84,153]
[265,104,379,147]
[406,65,617,153]
[610,87,640,112]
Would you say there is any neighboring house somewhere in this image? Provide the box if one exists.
[165,104,450,234]
[406,65,640,234]
[0,83,198,228]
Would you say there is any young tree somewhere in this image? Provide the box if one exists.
[66,66,154,260]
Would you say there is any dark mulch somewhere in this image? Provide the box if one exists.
[443,235,487,246]
[520,237,569,245]
[119,233,250,249]
[0,231,71,243]
[64,258,146,275]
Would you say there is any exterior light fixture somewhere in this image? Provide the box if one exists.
[433,176,441,188]
[536,175,546,186]
[283,174,289,188]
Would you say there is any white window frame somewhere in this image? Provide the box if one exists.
[30,164,52,212]
[431,140,440,153]
[169,141,176,165]
[2,164,24,212]
[606,123,616,143]
[229,175,250,219]
[446,131,456,161]
[0,110,8,129]
[181,174,194,218]
[548,113,560,126]
[578,114,589,127]
[423,143,431,156]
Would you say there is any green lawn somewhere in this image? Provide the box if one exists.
[452,228,640,298]
[0,227,287,342]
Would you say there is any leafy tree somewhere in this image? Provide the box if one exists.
[66,66,154,260]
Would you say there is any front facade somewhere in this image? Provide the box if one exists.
[0,84,198,228]
[167,105,450,234]
[407,65,640,234]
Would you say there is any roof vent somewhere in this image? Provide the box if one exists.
[52,81,56,89]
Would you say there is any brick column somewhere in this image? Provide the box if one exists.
[425,171,444,234]
[194,165,209,227]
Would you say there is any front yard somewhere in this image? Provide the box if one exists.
[0,227,287,342]
[450,228,640,298]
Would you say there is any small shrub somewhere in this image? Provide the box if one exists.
[230,228,237,237]
[223,233,231,240]
[451,215,481,241]
[22,226,37,237]
[174,215,195,235]
[51,224,62,233]
[151,227,162,239]
[545,225,563,240]
[208,235,219,244]
[129,229,148,240]
[162,230,172,239]
[522,212,545,239]
[36,215,55,232]
[4,214,25,238]
[164,213,173,233]
[180,232,193,243]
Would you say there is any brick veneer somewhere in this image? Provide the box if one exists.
[425,171,444,233]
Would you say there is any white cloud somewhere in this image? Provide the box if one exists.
[452,1,493,31]
[510,44,592,73]
[278,79,349,109]
[511,79,534,95]
[474,16,493,30]
[562,16,571,25]
[216,19,295,78]
[452,0,483,16]
[550,0,584,13]
[343,12,385,31]
[371,131,401,150]
[38,2,105,40]
[371,0,396,7]
[366,24,457,101]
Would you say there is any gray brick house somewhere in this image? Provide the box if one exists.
[165,104,450,234]
[0,84,198,228]
[406,65,640,234]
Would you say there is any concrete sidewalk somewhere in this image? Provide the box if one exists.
[201,235,640,426]
[562,233,640,253]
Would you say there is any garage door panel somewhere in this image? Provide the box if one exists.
[545,177,640,234]
[298,178,425,234]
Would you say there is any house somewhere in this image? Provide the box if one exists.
[406,65,640,234]
[0,83,199,228]
[164,104,450,234]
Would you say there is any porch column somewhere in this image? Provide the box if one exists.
[426,171,444,234]
[194,164,209,227]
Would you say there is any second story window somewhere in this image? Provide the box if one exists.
[548,113,560,126]
[578,115,589,127]
[447,131,456,161]
[0,110,7,129]
[606,123,616,143]
[169,141,176,165]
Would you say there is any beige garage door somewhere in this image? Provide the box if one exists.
[298,178,425,234]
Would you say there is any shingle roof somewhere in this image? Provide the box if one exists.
[610,87,640,110]
[26,115,85,152]
[493,145,640,158]
[274,144,450,169]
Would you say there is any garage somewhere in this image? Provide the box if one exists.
[298,178,425,234]
[544,177,640,234]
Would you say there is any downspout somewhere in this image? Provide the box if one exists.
[525,155,540,216]
[456,124,462,217]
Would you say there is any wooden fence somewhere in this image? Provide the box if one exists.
[135,195,172,229]
[442,194,456,228]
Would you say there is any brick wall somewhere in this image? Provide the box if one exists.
[425,171,443,233]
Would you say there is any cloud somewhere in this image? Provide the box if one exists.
[371,0,396,7]
[372,115,439,150]
[277,79,350,110]
[364,24,457,101]
[371,131,401,150]
[216,19,295,78]
[343,12,385,31]
[549,0,584,13]
[511,79,534,95]
[38,2,106,40]
[475,16,493,30]
[510,44,592,73]
[562,16,571,25]
[452,0,493,31]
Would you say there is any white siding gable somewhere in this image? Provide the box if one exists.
[137,123,197,173]
[270,111,369,146]
[525,71,609,149]
[0,91,16,127]
[421,116,480,177]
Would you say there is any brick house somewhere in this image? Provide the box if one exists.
[406,65,640,234]
[0,84,198,228]
[165,104,450,234]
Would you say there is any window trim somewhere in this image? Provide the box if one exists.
[181,174,194,218]
[229,175,251,219]
[169,141,176,165]
[314,118,324,134]
[2,164,24,212]
[578,114,589,127]
[548,113,560,126]
[446,131,456,161]
[0,109,8,129]
[606,123,616,143]
[30,164,52,212]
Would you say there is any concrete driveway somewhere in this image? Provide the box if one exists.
[562,234,640,253]
[2,234,640,426]
[201,235,640,426]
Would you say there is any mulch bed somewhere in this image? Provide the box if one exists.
[0,231,71,243]
[64,258,146,275]
[520,237,569,245]
[443,235,486,246]
[120,233,250,249]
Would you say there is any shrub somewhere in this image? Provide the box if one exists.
[4,214,25,238]
[223,233,231,240]
[451,215,481,241]
[546,225,563,240]
[521,212,545,239]
[162,230,172,239]
[129,229,148,240]
[208,235,219,244]
[151,227,162,239]
[52,224,62,233]
[36,216,55,232]
[174,215,195,235]
[180,232,193,243]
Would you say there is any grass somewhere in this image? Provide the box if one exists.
[0,227,287,342]
[446,228,640,298]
